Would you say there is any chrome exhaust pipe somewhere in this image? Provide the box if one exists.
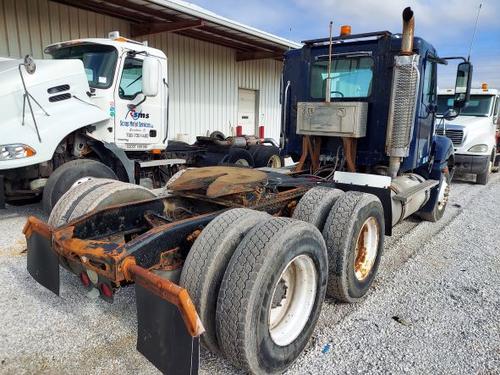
[386,7,420,178]
[401,7,415,55]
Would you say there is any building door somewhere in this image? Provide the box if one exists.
[238,88,258,135]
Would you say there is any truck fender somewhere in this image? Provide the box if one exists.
[420,135,453,214]
[431,135,454,172]
[88,141,136,184]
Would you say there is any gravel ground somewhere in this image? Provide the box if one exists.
[0,174,499,374]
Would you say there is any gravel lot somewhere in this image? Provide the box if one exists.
[0,174,499,374]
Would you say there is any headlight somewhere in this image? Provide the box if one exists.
[0,144,36,160]
[467,144,488,153]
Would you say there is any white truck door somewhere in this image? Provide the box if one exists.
[114,55,165,151]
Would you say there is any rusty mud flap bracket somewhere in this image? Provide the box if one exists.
[24,217,60,295]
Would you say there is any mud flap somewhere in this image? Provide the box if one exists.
[136,284,200,374]
[26,229,60,295]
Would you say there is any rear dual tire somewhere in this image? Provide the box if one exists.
[49,179,155,228]
[322,191,385,302]
[216,218,328,374]
[179,208,270,354]
[181,210,327,374]
[42,159,118,214]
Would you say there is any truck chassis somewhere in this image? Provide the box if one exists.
[25,167,340,373]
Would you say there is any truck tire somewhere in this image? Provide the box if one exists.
[219,148,254,167]
[209,130,226,140]
[49,180,155,228]
[42,159,118,214]
[179,208,270,354]
[48,178,117,227]
[419,167,451,222]
[216,218,328,374]
[250,145,282,168]
[292,186,344,231]
[65,181,155,223]
[322,191,384,303]
[476,160,492,185]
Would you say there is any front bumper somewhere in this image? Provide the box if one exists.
[23,216,203,374]
[453,154,489,174]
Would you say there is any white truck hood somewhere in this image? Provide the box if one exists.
[443,115,491,129]
[440,115,496,155]
[0,58,110,170]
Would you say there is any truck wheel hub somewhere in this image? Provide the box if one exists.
[354,217,379,281]
[268,255,317,346]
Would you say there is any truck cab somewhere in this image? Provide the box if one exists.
[0,33,170,208]
[437,87,499,184]
[45,36,168,151]
[281,6,473,223]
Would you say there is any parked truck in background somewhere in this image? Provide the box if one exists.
[437,86,499,184]
[24,8,472,375]
[0,34,280,212]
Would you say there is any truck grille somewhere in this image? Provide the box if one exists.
[436,128,464,145]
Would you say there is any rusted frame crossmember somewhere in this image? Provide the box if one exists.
[23,215,206,339]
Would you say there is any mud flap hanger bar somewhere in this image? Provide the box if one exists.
[24,217,205,375]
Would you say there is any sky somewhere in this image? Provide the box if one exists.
[188,0,500,88]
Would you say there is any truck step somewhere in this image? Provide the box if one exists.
[139,159,186,168]
[393,179,439,203]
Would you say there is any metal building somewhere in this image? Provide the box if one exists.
[0,0,301,143]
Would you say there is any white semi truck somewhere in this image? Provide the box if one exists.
[0,34,176,211]
[437,87,499,184]
[0,33,279,211]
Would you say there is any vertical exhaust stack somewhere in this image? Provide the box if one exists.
[385,7,420,178]
[400,7,415,55]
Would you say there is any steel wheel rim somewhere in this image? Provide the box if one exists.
[267,155,282,168]
[234,159,250,166]
[354,217,379,281]
[71,177,93,188]
[437,176,450,211]
[268,254,317,347]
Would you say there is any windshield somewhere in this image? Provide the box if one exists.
[48,44,118,89]
[310,56,374,99]
[437,94,494,117]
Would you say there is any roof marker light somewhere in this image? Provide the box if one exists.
[340,25,352,36]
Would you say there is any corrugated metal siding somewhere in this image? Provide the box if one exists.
[0,0,130,58]
[0,0,282,143]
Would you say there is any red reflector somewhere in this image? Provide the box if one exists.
[259,125,265,139]
[100,283,113,298]
[80,272,90,287]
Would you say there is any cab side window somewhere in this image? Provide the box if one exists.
[119,58,143,100]
[494,97,500,125]
[422,60,436,106]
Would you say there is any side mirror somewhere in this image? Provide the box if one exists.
[453,62,473,109]
[443,108,458,121]
[142,57,160,97]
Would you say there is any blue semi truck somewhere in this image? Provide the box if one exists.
[24,7,472,375]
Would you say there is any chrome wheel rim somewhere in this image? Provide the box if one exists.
[354,217,379,281]
[437,176,450,211]
[267,155,282,168]
[269,255,317,346]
